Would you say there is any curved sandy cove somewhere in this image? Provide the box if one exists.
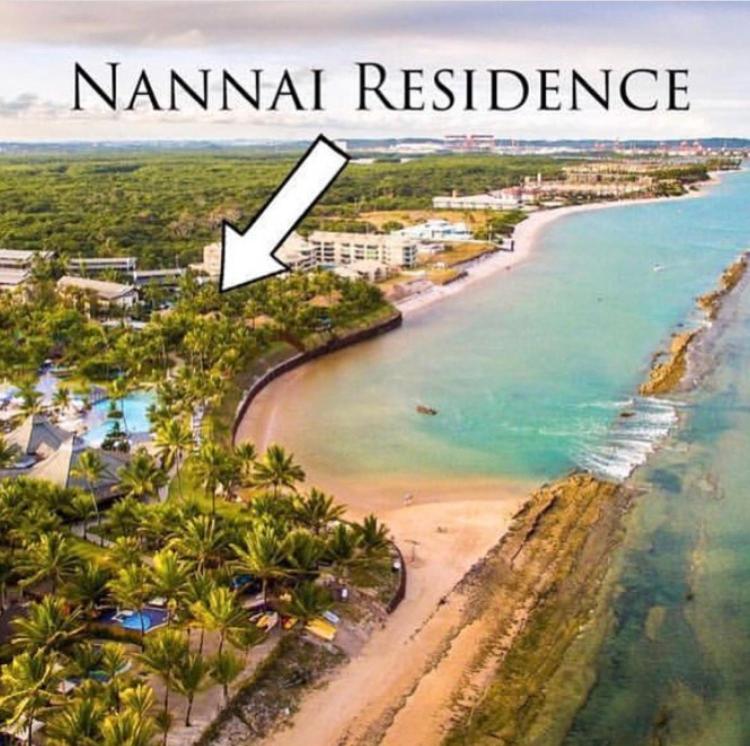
[232,182,720,746]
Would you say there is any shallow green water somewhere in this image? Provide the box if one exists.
[555,271,750,745]
[273,169,750,483]
[266,170,750,742]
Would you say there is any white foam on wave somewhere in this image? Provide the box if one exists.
[575,396,682,482]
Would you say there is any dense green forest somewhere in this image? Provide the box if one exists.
[0,152,570,268]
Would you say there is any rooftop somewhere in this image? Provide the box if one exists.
[0,248,53,263]
[6,414,74,457]
[0,268,31,287]
[67,256,136,265]
[28,437,129,500]
[57,275,136,300]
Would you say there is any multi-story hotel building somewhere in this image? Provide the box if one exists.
[191,231,417,282]
[305,231,417,269]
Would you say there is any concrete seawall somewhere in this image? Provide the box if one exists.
[231,310,403,444]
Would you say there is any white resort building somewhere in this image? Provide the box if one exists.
[432,190,524,211]
[393,219,473,242]
[190,242,223,280]
[67,256,137,275]
[306,231,417,269]
[0,248,54,292]
[57,276,138,308]
[191,230,417,283]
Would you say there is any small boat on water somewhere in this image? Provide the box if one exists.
[416,404,438,416]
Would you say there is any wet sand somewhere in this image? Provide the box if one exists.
[237,355,533,746]
[236,176,724,746]
[395,181,718,317]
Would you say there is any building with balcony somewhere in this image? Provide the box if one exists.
[306,231,417,269]
[67,256,137,275]
[0,249,54,291]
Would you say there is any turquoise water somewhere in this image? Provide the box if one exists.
[268,169,750,482]
[252,170,750,741]
[556,271,750,745]
[83,390,156,446]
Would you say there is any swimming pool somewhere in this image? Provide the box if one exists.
[83,390,156,446]
[98,606,168,632]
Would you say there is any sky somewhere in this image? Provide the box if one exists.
[0,1,748,142]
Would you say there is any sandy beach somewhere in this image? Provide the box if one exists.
[233,176,724,746]
[396,180,719,317]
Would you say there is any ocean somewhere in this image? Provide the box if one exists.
[241,167,750,743]
[259,169,750,485]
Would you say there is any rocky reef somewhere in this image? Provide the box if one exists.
[640,252,749,395]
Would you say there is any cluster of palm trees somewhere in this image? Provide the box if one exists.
[0,433,392,745]
[0,259,394,746]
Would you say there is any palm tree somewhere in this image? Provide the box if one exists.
[0,548,14,612]
[217,455,242,503]
[168,515,228,572]
[325,523,359,585]
[283,529,325,578]
[70,492,97,542]
[18,531,80,594]
[227,623,264,664]
[71,450,105,542]
[65,561,112,615]
[52,386,72,415]
[118,448,167,502]
[72,449,104,494]
[109,564,154,642]
[98,642,131,711]
[11,596,84,654]
[118,682,150,710]
[172,651,209,727]
[234,442,256,486]
[100,706,158,746]
[0,650,59,746]
[354,514,391,556]
[182,572,216,654]
[150,550,189,626]
[252,444,305,498]
[191,587,248,657]
[138,628,188,745]
[232,523,289,605]
[0,434,18,468]
[45,696,106,746]
[108,536,143,568]
[109,377,130,434]
[293,488,345,535]
[209,649,243,705]
[284,581,333,624]
[193,441,227,515]
[152,418,194,500]
[18,383,43,418]
[63,641,105,681]
[105,495,145,540]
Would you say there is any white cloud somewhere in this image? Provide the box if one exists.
[0,1,747,140]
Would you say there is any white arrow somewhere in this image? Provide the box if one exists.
[219,134,350,292]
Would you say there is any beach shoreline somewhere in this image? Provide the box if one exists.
[235,170,732,746]
[395,175,723,317]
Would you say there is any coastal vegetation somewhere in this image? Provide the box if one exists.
[0,445,396,744]
[0,146,744,745]
[0,263,388,385]
[0,152,567,267]
[0,180,398,743]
